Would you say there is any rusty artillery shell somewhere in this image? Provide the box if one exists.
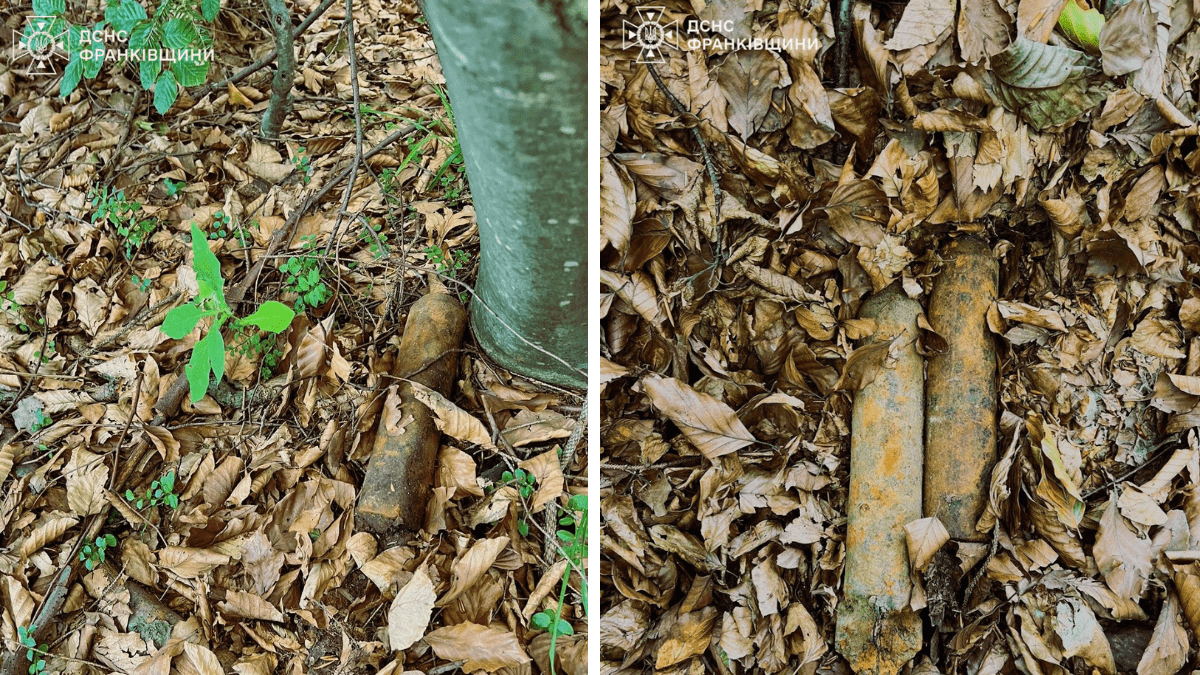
[356,291,467,539]
[837,283,923,675]
[925,236,998,541]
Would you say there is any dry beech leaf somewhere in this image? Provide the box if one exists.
[388,566,436,651]
[601,157,635,254]
[1137,590,1188,675]
[1094,498,1152,602]
[20,513,79,558]
[436,445,485,498]
[361,546,415,593]
[438,536,510,606]
[824,180,888,247]
[502,409,574,448]
[637,373,756,460]
[904,517,950,573]
[423,622,531,672]
[518,448,565,512]
[1055,596,1116,675]
[183,642,224,675]
[598,269,661,326]
[65,447,108,516]
[408,381,496,450]
[884,0,956,51]
[204,455,244,507]
[657,607,719,669]
[219,590,285,623]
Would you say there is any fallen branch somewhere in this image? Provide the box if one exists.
[260,0,296,139]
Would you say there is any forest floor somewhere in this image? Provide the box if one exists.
[600,0,1200,674]
[0,0,586,673]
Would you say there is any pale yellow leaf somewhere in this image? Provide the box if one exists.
[637,373,756,460]
[409,381,496,450]
[423,622,531,672]
[388,566,436,651]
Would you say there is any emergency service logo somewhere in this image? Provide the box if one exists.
[622,6,676,64]
[13,15,68,76]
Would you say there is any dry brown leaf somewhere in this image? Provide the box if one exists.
[656,607,718,669]
[219,590,285,623]
[388,566,436,651]
[423,622,531,672]
[904,517,950,573]
[599,269,661,326]
[20,513,79,558]
[637,373,756,460]
[502,409,574,448]
[65,447,108,516]
[1095,498,1153,603]
[518,448,565,512]
[409,381,496,450]
[1137,590,1188,675]
[884,0,956,50]
[1055,596,1116,675]
[438,536,510,606]
[601,157,635,254]
[436,444,485,498]
[712,50,791,139]
[824,180,888,247]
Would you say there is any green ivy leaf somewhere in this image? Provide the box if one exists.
[153,68,178,115]
[241,301,295,333]
[201,0,220,21]
[162,302,205,339]
[105,0,147,34]
[190,222,223,298]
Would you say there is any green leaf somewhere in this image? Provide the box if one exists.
[201,0,220,21]
[128,22,152,50]
[60,55,83,97]
[531,612,551,630]
[190,223,223,297]
[153,69,178,114]
[104,534,117,546]
[172,56,210,88]
[82,31,105,78]
[162,17,198,49]
[186,336,213,403]
[242,301,295,333]
[555,619,574,636]
[567,494,587,512]
[205,329,225,386]
[33,0,65,16]
[1058,1,1104,52]
[162,302,205,338]
[139,56,161,90]
[166,493,179,508]
[105,0,147,33]
[160,471,175,493]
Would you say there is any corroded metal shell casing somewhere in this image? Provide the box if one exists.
[836,283,923,675]
[925,236,998,541]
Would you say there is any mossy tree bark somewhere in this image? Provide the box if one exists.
[420,0,587,389]
[260,0,294,139]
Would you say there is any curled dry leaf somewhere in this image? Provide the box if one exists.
[409,381,496,450]
[438,536,510,606]
[637,373,756,461]
[1095,498,1153,603]
[904,517,950,574]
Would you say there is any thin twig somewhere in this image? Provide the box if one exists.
[645,62,722,224]
[327,0,366,255]
[98,89,144,185]
[1082,436,1181,500]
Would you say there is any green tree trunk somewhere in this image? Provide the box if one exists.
[421,0,587,389]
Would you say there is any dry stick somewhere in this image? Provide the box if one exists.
[98,89,144,185]
[830,0,853,162]
[326,0,366,255]
[542,405,587,565]
[196,0,339,98]
[644,63,722,224]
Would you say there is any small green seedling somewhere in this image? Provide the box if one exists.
[358,221,390,258]
[79,533,117,570]
[132,274,152,292]
[208,210,232,240]
[162,223,295,402]
[280,236,331,314]
[234,330,284,381]
[91,187,157,260]
[126,470,179,510]
[292,147,312,184]
[29,409,52,434]
[17,624,48,675]
[163,178,185,197]
[425,245,470,302]
[530,494,588,675]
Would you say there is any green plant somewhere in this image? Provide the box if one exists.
[292,146,312,184]
[32,0,218,112]
[28,409,52,434]
[17,624,48,675]
[132,274,152,292]
[499,468,537,536]
[358,221,390,258]
[279,236,331,315]
[424,245,470,302]
[125,470,179,509]
[530,494,588,675]
[233,329,284,381]
[161,223,295,402]
[79,533,117,570]
[0,282,29,332]
[90,187,157,259]
[163,178,185,197]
